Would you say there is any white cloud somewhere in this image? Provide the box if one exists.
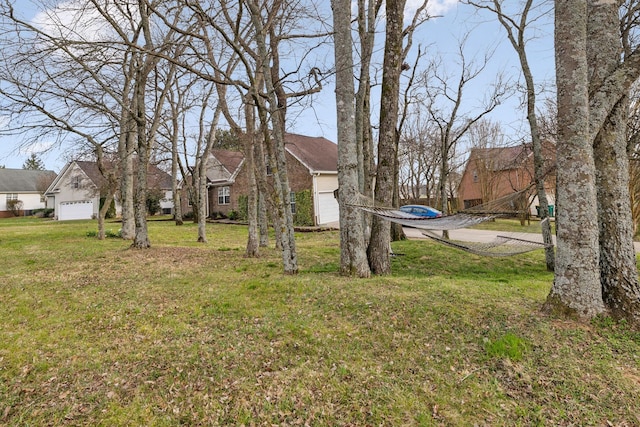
[430,0,459,16]
[31,0,135,43]
[407,0,459,19]
[361,0,459,27]
[18,140,54,155]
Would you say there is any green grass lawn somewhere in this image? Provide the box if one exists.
[1,217,639,426]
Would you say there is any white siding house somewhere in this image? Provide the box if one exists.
[0,168,56,218]
[46,160,174,220]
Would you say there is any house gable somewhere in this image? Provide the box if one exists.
[46,161,99,197]
[207,150,245,185]
[458,141,556,211]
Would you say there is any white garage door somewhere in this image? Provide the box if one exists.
[317,191,340,225]
[58,200,94,220]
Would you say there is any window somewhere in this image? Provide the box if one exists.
[218,186,230,205]
[6,193,18,201]
[289,191,296,214]
[472,170,479,183]
[72,176,81,189]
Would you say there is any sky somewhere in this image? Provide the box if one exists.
[0,0,555,172]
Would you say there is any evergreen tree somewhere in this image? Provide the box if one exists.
[22,154,45,170]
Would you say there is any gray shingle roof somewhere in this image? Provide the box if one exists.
[74,160,173,189]
[209,133,338,176]
[284,133,337,173]
[0,168,56,193]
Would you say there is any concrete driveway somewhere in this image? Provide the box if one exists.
[402,226,552,244]
[327,221,639,252]
[402,226,640,253]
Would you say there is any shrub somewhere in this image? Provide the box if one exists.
[146,189,163,216]
[6,199,23,216]
[294,190,314,226]
[238,195,248,220]
[86,229,122,238]
[32,208,55,218]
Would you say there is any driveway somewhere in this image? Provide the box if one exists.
[402,227,640,253]
[327,221,640,253]
[402,227,552,244]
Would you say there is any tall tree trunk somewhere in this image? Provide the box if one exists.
[97,192,115,240]
[170,97,183,226]
[268,129,296,271]
[544,0,605,318]
[196,172,208,242]
[248,0,297,274]
[391,151,405,241]
[95,146,117,241]
[355,0,380,245]
[331,0,371,277]
[438,150,450,240]
[119,110,136,240]
[498,0,555,271]
[244,94,259,257]
[132,69,151,249]
[255,104,276,249]
[253,121,270,248]
[196,105,223,243]
[368,0,406,274]
[588,0,640,325]
[258,192,269,247]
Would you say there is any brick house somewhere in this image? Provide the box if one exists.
[202,133,339,226]
[457,141,556,216]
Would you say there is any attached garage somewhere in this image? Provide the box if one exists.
[58,200,94,221]
[316,191,339,225]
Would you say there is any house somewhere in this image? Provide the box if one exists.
[45,160,173,220]
[0,168,56,218]
[201,133,339,226]
[457,141,556,216]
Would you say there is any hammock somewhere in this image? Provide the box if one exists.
[349,186,553,257]
[420,230,551,257]
[356,206,496,230]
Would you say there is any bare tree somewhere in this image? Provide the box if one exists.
[0,1,132,239]
[589,0,640,324]
[190,85,223,243]
[419,36,511,238]
[243,94,260,257]
[331,0,370,277]
[355,0,382,203]
[545,0,640,323]
[367,0,408,274]
[544,0,603,318]
[466,0,555,271]
[0,0,192,246]
[397,114,441,204]
[182,0,325,273]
